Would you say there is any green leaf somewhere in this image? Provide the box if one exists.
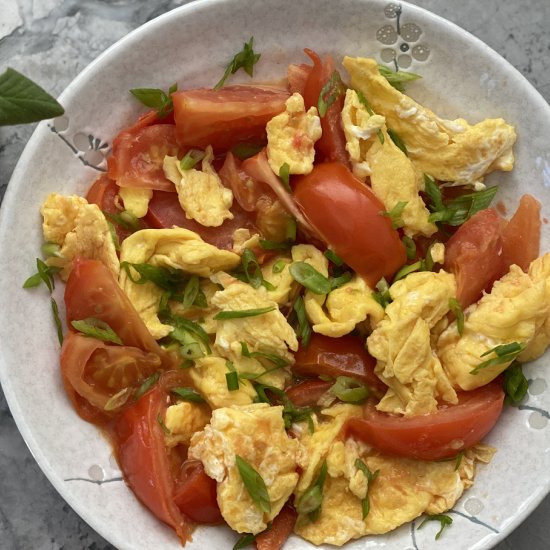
[470,342,526,374]
[214,306,276,320]
[331,376,369,403]
[387,129,408,155]
[235,455,271,514]
[503,362,529,404]
[180,149,205,170]
[317,70,345,117]
[171,387,205,403]
[129,83,177,118]
[381,201,408,229]
[417,514,453,540]
[214,37,261,90]
[51,298,64,345]
[448,297,464,336]
[135,372,160,401]
[22,257,60,290]
[71,318,123,345]
[293,295,311,347]
[290,262,331,295]
[279,162,291,191]
[233,533,256,550]
[0,68,64,126]
[378,65,422,92]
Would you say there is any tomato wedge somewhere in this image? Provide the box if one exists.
[343,380,505,460]
[172,85,289,151]
[444,208,506,309]
[285,379,333,407]
[501,194,541,272]
[173,460,223,524]
[255,503,297,550]
[107,124,179,191]
[293,162,406,286]
[113,385,191,543]
[301,49,349,166]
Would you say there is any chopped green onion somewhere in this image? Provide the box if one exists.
[448,297,464,336]
[317,70,345,117]
[240,342,288,368]
[272,260,287,274]
[235,455,271,513]
[157,413,171,435]
[355,90,384,144]
[241,248,264,289]
[372,277,392,308]
[331,377,369,403]
[417,514,453,540]
[214,306,276,320]
[105,219,121,252]
[182,276,200,310]
[324,249,344,266]
[381,201,408,229]
[378,65,422,92]
[285,218,297,242]
[387,129,407,155]
[23,259,61,289]
[503,362,529,405]
[41,242,62,258]
[279,162,291,191]
[233,533,257,550]
[171,387,205,403]
[51,297,63,345]
[129,83,177,118]
[214,37,261,90]
[231,143,263,160]
[135,372,160,401]
[454,450,465,471]
[168,316,212,357]
[179,359,195,370]
[104,387,132,411]
[180,149,205,171]
[259,239,291,251]
[402,236,416,260]
[289,262,331,295]
[297,461,327,521]
[329,272,352,290]
[293,295,311,347]
[71,318,123,345]
[225,360,240,391]
[120,261,186,292]
[103,210,141,232]
[393,260,423,282]
[355,458,380,518]
[470,342,526,374]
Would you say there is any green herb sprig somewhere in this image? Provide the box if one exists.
[130,83,177,118]
[214,37,261,90]
[417,514,453,540]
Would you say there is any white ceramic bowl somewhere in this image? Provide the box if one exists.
[1,1,550,549]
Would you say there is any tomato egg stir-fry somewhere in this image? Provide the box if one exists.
[32,44,550,548]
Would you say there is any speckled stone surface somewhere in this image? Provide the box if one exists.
[0,0,549,549]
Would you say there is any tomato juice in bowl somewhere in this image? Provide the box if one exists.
[1,1,550,549]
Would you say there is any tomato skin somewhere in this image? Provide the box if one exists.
[444,208,506,309]
[173,460,223,524]
[107,124,179,191]
[292,333,386,397]
[65,259,172,366]
[172,85,289,151]
[501,194,541,272]
[255,503,297,550]
[293,163,406,286]
[302,49,349,166]
[343,380,505,460]
[113,386,191,543]
[285,379,333,407]
[145,189,257,250]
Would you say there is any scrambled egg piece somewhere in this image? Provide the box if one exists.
[231,228,261,255]
[119,228,240,339]
[266,92,322,175]
[211,272,298,363]
[438,256,550,390]
[367,271,458,416]
[311,275,385,338]
[343,57,517,186]
[342,89,435,237]
[164,146,233,227]
[189,404,299,534]
[164,401,211,447]
[118,187,152,218]
[295,447,492,546]
[261,256,297,306]
[41,193,119,280]
[190,356,257,409]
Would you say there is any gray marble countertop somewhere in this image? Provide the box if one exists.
[1,0,549,549]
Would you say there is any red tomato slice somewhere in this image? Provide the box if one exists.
[60,332,161,416]
[172,85,289,151]
[343,380,505,460]
[145,190,257,250]
[107,124,179,191]
[444,208,506,309]
[173,460,223,524]
[113,386,191,544]
[501,194,541,272]
[292,333,386,398]
[287,63,311,95]
[86,174,119,214]
[65,258,172,366]
[302,49,349,166]
[293,162,406,286]
[255,503,297,550]
[285,379,333,407]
